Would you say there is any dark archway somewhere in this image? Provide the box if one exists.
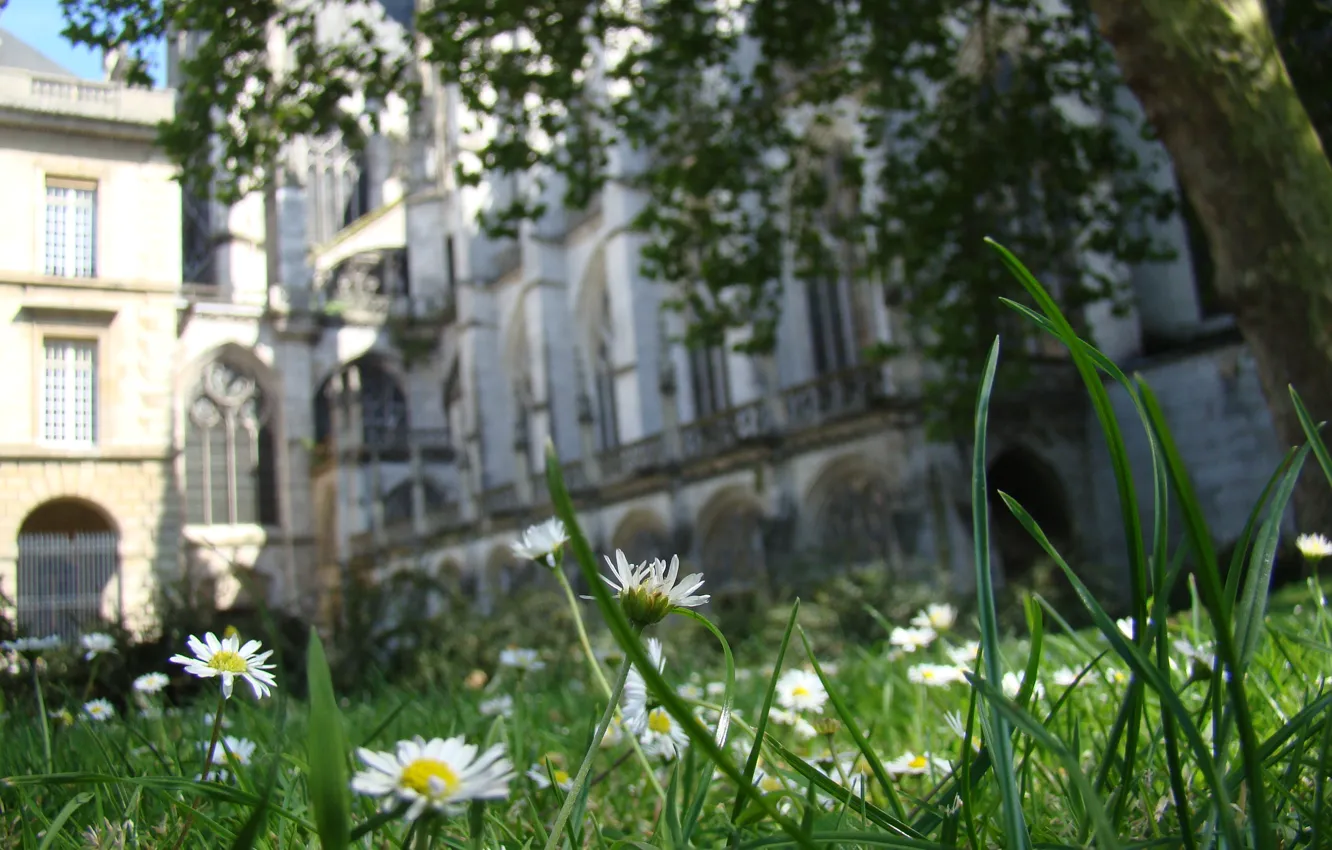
[16,498,120,637]
[817,472,897,572]
[699,502,767,591]
[986,446,1073,583]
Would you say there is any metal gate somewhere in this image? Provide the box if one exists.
[16,531,120,638]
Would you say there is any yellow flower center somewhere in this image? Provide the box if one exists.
[207,651,249,674]
[908,755,928,770]
[922,670,935,680]
[552,769,570,785]
[401,759,460,797]
[792,685,810,697]
[759,775,783,792]
[648,708,673,734]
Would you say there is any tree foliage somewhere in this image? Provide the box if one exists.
[51,0,1328,434]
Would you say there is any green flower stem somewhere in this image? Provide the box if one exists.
[542,652,634,850]
[551,558,664,801]
[31,659,52,773]
[552,566,612,699]
[82,655,102,702]
[169,692,227,850]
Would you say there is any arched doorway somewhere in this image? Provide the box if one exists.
[16,499,120,637]
[986,447,1073,583]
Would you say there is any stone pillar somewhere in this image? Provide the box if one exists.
[574,348,600,483]
[658,326,681,462]
[409,439,428,537]
[512,395,533,505]
[369,451,386,548]
[343,368,363,539]
[462,432,482,521]
[757,353,787,433]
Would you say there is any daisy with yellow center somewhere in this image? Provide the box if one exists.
[351,735,514,822]
[911,603,957,632]
[596,550,709,627]
[169,632,277,700]
[885,751,945,777]
[527,760,573,791]
[642,707,691,759]
[775,668,828,713]
[907,663,967,687]
[83,698,115,722]
[1298,532,1332,560]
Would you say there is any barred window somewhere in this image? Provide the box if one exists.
[42,339,97,446]
[44,178,97,278]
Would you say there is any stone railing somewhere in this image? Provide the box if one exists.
[679,400,773,462]
[781,363,890,431]
[0,68,174,126]
[480,483,521,515]
[600,434,666,480]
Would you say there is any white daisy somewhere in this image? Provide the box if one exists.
[885,751,946,776]
[169,633,277,700]
[705,681,726,697]
[622,638,667,735]
[208,735,257,767]
[510,518,569,567]
[497,647,545,671]
[83,699,115,722]
[351,735,514,822]
[792,716,818,741]
[479,695,514,718]
[1050,667,1083,687]
[1297,532,1332,560]
[677,683,703,700]
[775,668,828,713]
[640,707,691,760]
[911,604,957,632]
[1001,671,1044,701]
[81,632,116,661]
[907,663,967,687]
[946,641,980,668]
[600,715,625,749]
[889,626,937,653]
[598,550,709,626]
[527,761,573,790]
[752,764,788,793]
[134,672,170,694]
[1172,638,1216,669]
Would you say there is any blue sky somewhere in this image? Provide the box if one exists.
[1,0,166,84]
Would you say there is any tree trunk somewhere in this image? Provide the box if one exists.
[1090,0,1332,537]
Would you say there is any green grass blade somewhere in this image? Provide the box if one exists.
[796,626,913,828]
[306,627,351,850]
[968,334,1029,850]
[763,738,924,837]
[968,675,1122,850]
[1290,387,1332,491]
[1136,380,1272,850]
[1236,444,1310,670]
[36,791,93,850]
[997,490,1242,849]
[732,599,801,826]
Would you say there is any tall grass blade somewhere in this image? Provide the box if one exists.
[968,335,1029,850]
[1290,387,1332,490]
[732,599,801,826]
[306,628,351,850]
[1136,381,1272,850]
[37,791,93,850]
[998,491,1243,849]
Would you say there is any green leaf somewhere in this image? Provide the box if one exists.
[967,334,1029,850]
[37,791,93,850]
[306,627,351,850]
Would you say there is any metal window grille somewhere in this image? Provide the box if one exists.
[42,339,98,446]
[44,179,97,278]
[16,531,121,638]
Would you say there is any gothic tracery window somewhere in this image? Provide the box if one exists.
[185,360,279,526]
[700,504,766,590]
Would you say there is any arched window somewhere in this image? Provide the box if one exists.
[806,149,865,376]
[185,359,279,526]
[699,502,766,590]
[817,471,896,570]
[357,358,409,446]
[593,287,619,449]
